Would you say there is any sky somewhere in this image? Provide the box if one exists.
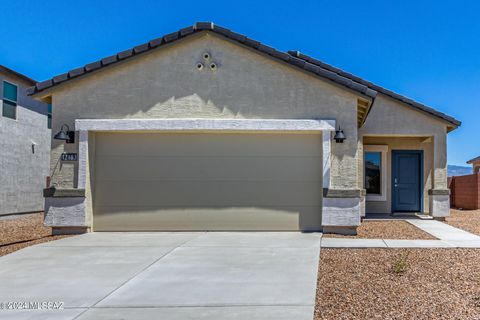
[2,0,479,166]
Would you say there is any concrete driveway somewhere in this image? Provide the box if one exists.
[0,232,321,320]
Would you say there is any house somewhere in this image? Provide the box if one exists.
[28,22,460,234]
[0,65,50,215]
[467,156,480,174]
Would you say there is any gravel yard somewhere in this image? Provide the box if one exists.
[446,209,480,236]
[323,220,436,239]
[316,248,480,320]
[0,212,71,257]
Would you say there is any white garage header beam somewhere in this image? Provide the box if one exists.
[75,118,336,132]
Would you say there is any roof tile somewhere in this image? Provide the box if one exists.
[243,37,261,49]
[257,44,277,56]
[133,43,149,54]
[68,67,85,78]
[101,55,118,66]
[148,37,164,48]
[289,57,306,68]
[36,79,53,90]
[163,31,179,43]
[52,73,69,84]
[213,26,247,43]
[179,26,194,37]
[195,22,213,30]
[117,49,133,60]
[84,61,102,72]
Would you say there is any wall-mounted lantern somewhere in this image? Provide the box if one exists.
[334,127,346,143]
[54,124,75,144]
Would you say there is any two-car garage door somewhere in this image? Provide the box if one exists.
[93,132,323,231]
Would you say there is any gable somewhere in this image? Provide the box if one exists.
[29,23,376,101]
[360,94,450,136]
[49,32,362,125]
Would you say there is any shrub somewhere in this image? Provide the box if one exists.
[392,253,409,274]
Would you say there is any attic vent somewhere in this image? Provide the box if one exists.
[196,51,218,72]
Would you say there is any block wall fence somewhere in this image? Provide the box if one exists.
[449,173,480,210]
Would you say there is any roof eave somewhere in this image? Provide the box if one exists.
[0,65,37,85]
[288,51,461,129]
[467,156,480,164]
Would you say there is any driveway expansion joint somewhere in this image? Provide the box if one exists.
[89,233,204,308]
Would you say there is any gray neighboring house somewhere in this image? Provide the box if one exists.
[28,22,460,234]
[0,65,50,215]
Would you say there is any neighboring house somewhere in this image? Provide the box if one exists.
[467,156,480,174]
[0,65,50,215]
[28,22,460,234]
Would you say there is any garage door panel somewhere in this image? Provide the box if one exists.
[93,132,323,231]
[95,133,322,157]
[94,180,322,207]
[95,156,322,182]
[93,206,322,231]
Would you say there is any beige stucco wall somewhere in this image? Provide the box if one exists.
[46,32,360,191]
[363,136,433,213]
[360,94,449,191]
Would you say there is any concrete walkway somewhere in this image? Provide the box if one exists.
[322,220,480,248]
[0,232,321,320]
[321,238,457,248]
[407,220,480,241]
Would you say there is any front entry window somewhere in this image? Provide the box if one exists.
[364,145,388,201]
[365,152,381,194]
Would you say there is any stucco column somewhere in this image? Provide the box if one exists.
[429,132,450,218]
[433,133,448,190]
[43,129,88,233]
[321,130,362,235]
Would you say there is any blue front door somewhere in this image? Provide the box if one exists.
[392,151,422,212]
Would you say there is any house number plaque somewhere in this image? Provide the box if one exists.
[61,153,78,161]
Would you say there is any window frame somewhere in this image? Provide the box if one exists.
[2,80,18,120]
[47,103,52,129]
[364,145,388,201]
